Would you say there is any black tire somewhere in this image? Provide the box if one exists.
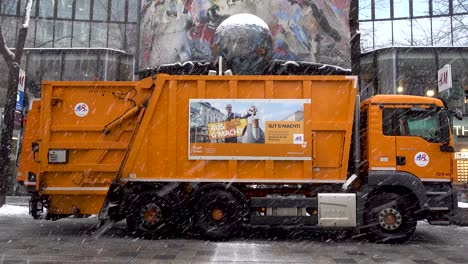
[364,192,417,244]
[125,190,177,237]
[193,189,245,240]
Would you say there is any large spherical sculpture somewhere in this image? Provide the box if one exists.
[212,13,273,75]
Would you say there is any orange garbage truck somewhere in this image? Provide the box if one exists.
[17,66,458,243]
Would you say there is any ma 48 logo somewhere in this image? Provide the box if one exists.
[293,134,304,144]
[414,152,429,167]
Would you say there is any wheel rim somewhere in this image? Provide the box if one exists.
[141,203,162,226]
[211,208,225,221]
[378,208,402,231]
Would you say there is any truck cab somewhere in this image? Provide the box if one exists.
[361,95,457,227]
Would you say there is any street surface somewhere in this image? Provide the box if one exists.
[1,199,468,264]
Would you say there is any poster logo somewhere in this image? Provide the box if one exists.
[293,134,304,144]
[74,103,89,117]
[414,152,429,167]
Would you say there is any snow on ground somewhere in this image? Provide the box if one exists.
[0,205,29,216]
[459,202,468,208]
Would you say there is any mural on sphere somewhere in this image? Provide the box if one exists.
[140,0,351,69]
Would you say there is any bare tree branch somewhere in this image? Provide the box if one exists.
[15,0,34,63]
[0,25,15,65]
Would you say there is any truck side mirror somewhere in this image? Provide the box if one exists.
[454,109,463,121]
[440,143,454,152]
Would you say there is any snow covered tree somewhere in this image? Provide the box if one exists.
[0,0,34,207]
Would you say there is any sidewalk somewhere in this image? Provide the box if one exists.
[5,196,30,206]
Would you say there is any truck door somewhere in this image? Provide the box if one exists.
[384,107,452,181]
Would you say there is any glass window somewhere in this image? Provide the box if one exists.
[54,20,72,47]
[433,0,450,15]
[412,0,429,17]
[1,0,18,15]
[398,51,436,95]
[57,0,73,19]
[0,17,18,47]
[63,51,98,80]
[128,0,138,22]
[375,0,391,19]
[360,55,376,99]
[374,20,393,48]
[89,22,107,47]
[393,19,412,45]
[360,21,374,51]
[359,0,372,20]
[105,53,119,80]
[111,0,125,22]
[394,0,409,18]
[453,15,468,46]
[75,1,90,20]
[108,23,124,50]
[383,108,449,143]
[377,50,396,94]
[35,19,54,47]
[432,17,452,46]
[21,0,37,17]
[93,0,108,21]
[72,21,90,47]
[126,24,137,54]
[119,54,134,81]
[412,18,432,45]
[25,18,36,47]
[39,0,55,18]
[454,0,468,14]
[41,52,62,81]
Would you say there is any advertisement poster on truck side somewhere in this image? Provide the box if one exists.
[188,99,311,160]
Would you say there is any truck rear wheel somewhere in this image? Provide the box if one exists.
[126,190,176,237]
[193,189,245,240]
[365,192,417,244]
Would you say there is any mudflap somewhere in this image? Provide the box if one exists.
[98,181,126,223]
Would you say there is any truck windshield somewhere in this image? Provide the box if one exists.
[383,107,450,143]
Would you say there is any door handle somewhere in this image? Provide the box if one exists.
[396,156,406,165]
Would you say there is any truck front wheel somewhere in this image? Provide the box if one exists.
[126,190,176,237]
[365,192,417,244]
[193,189,245,240]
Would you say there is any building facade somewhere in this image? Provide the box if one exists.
[0,0,141,168]
[358,0,468,186]
[0,0,140,104]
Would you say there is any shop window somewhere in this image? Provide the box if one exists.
[397,51,436,96]
[63,51,98,80]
